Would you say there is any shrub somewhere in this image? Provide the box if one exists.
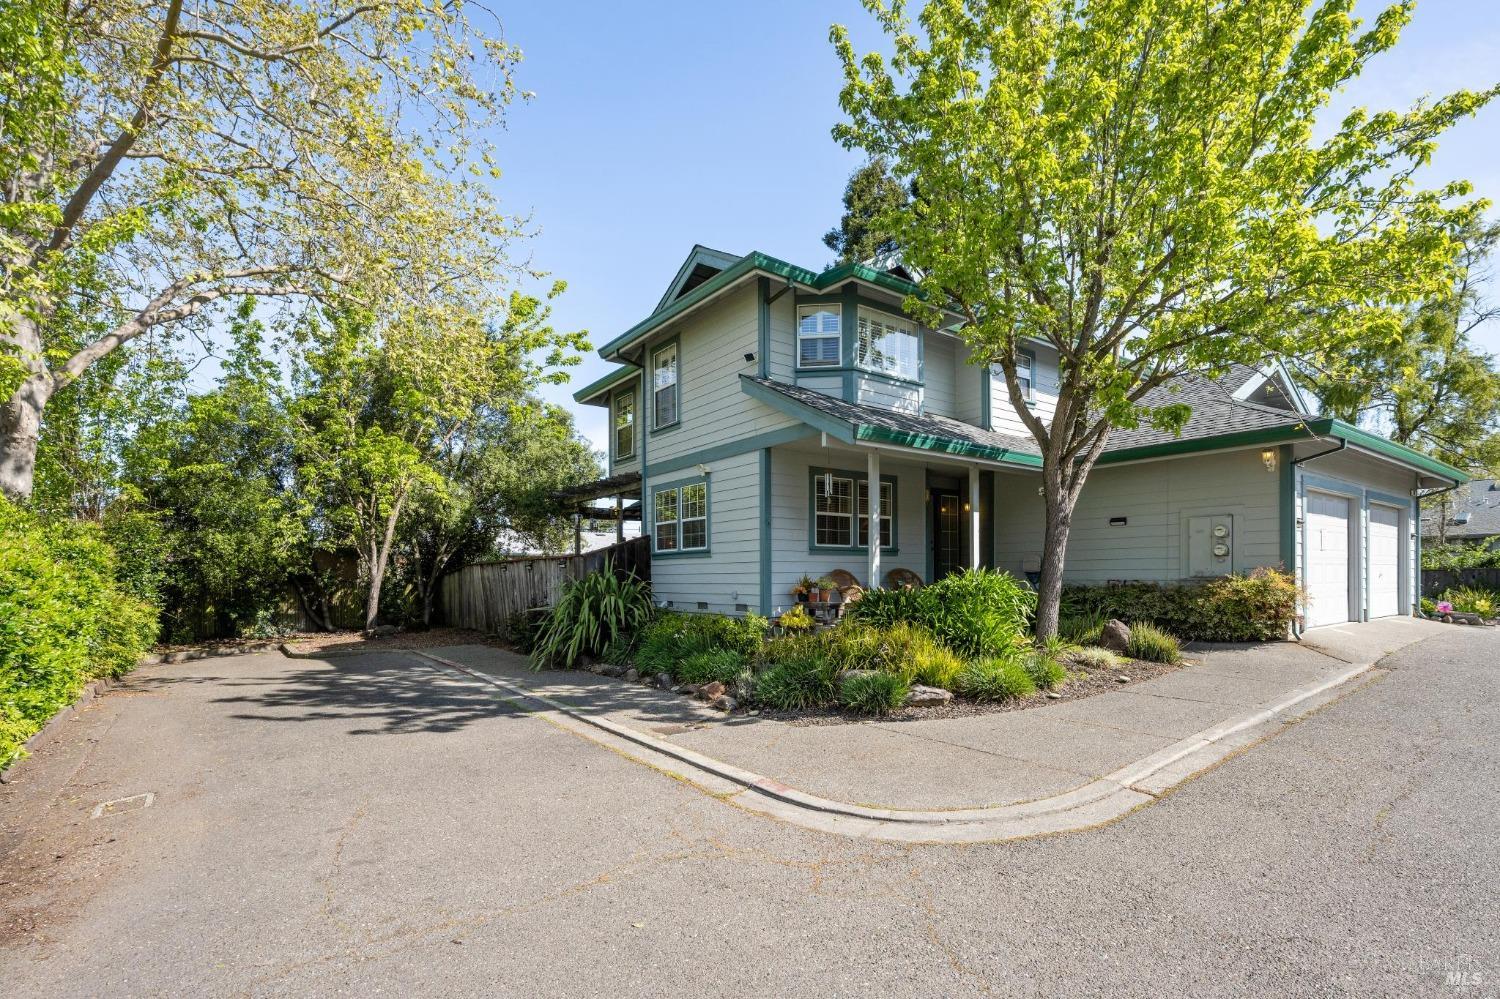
[1,500,160,768]
[1420,596,1437,616]
[838,671,910,715]
[1126,623,1182,664]
[634,611,768,676]
[1061,568,1300,642]
[753,655,839,711]
[1058,611,1106,645]
[676,649,750,686]
[847,568,1034,657]
[1422,542,1500,571]
[776,603,814,632]
[817,622,964,689]
[500,608,549,654]
[1067,646,1124,671]
[529,562,654,669]
[1023,651,1067,690]
[954,653,1037,702]
[1437,585,1499,618]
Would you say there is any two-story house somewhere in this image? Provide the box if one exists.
[570,246,1467,630]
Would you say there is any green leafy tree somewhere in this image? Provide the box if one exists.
[1293,217,1500,475]
[402,400,600,625]
[823,158,911,265]
[832,0,1497,637]
[1,0,531,501]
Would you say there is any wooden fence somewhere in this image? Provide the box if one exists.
[1421,566,1500,597]
[439,536,651,634]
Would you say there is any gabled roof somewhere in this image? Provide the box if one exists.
[1107,373,1314,451]
[1218,360,1315,415]
[1420,478,1500,538]
[653,245,742,315]
[573,364,640,406]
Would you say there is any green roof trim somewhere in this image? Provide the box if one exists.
[854,425,1043,467]
[1098,416,1468,483]
[599,251,928,361]
[572,364,639,405]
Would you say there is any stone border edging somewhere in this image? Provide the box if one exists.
[408,649,1378,843]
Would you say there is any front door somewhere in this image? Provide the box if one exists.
[932,490,962,580]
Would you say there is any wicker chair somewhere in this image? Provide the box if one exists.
[883,567,924,591]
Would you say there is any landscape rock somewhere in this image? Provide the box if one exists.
[709,695,737,712]
[365,624,399,638]
[655,672,673,689]
[1116,675,1131,683]
[1045,691,1063,700]
[836,669,879,683]
[623,668,639,682]
[1099,619,1132,652]
[904,684,953,708]
[732,676,755,703]
[699,680,726,700]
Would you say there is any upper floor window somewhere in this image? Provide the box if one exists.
[654,481,707,553]
[1016,349,1034,400]
[652,342,678,429]
[797,307,840,368]
[613,390,635,460]
[856,312,919,381]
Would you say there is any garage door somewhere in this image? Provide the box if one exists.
[1305,491,1351,628]
[1368,504,1402,619]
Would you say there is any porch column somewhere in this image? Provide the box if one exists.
[615,495,624,543]
[573,512,582,556]
[867,449,881,589]
[968,464,981,569]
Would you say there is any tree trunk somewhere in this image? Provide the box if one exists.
[363,490,409,631]
[0,313,55,502]
[1033,479,1075,642]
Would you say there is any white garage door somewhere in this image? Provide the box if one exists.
[1306,491,1351,628]
[1368,504,1402,619]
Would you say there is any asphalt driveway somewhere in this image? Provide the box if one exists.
[2,627,1496,997]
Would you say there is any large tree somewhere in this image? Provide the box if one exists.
[823,158,911,265]
[0,0,527,500]
[833,0,1497,637]
[1293,217,1500,475]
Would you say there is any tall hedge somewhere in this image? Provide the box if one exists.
[0,499,158,768]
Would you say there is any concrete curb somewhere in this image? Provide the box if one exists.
[408,649,1381,844]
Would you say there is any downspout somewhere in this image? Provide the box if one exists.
[1285,437,1348,639]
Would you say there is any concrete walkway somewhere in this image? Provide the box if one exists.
[413,616,1447,842]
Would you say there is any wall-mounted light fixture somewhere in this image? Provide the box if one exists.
[744,351,756,363]
[1261,448,1278,472]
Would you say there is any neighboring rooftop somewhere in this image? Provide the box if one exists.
[1420,478,1500,539]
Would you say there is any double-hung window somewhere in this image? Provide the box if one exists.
[613,391,635,460]
[797,307,841,368]
[814,473,895,549]
[653,342,679,429]
[856,479,894,549]
[654,481,707,553]
[813,473,854,547]
[1016,349,1035,401]
[855,312,919,381]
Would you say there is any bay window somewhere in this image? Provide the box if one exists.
[797,307,841,368]
[855,311,919,381]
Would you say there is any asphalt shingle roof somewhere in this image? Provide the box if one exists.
[1419,479,1500,539]
[743,371,1310,461]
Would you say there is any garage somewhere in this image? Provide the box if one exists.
[1368,504,1403,618]
[1305,491,1352,628]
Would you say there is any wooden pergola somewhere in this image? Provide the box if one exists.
[549,472,643,555]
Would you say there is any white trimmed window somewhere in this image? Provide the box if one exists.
[1016,349,1034,400]
[797,307,841,368]
[613,391,635,459]
[856,312,919,380]
[654,481,707,553]
[653,342,679,428]
[814,473,854,547]
[857,480,894,549]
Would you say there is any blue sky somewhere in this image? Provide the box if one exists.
[494,1,1500,456]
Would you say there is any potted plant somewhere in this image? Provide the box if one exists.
[791,575,817,604]
[813,576,839,605]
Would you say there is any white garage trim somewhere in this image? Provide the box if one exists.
[1296,467,1419,627]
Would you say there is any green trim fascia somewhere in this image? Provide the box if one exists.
[979,365,992,430]
[645,425,813,479]
[759,448,773,616]
[574,365,639,404]
[649,474,710,557]
[1278,443,1295,571]
[854,425,1044,467]
[1326,419,1468,483]
[1098,423,1322,466]
[807,466,899,554]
